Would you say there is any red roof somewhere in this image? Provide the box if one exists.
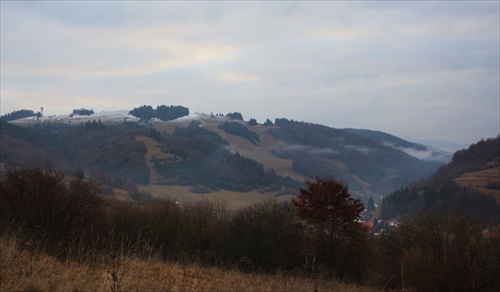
[361,221,374,229]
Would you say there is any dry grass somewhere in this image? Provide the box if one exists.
[137,184,294,209]
[455,166,500,203]
[0,235,375,292]
[203,122,307,182]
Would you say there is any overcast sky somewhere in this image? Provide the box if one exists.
[1,1,498,150]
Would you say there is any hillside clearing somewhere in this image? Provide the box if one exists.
[136,135,179,184]
[455,166,500,203]
[203,122,307,182]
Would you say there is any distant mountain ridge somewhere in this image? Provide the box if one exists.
[1,107,449,202]
[343,128,452,163]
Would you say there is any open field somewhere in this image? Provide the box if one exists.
[137,184,295,209]
[0,235,375,292]
[455,166,500,203]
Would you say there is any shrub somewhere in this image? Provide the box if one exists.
[0,168,106,259]
[225,199,305,271]
[106,198,230,265]
[377,212,500,291]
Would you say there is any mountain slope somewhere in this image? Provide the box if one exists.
[1,109,445,202]
[266,120,442,197]
[381,137,500,222]
[343,128,452,163]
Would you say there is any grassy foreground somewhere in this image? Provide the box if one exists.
[0,234,375,292]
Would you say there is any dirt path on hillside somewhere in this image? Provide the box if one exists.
[136,136,175,185]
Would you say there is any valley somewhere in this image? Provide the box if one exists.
[1,108,498,292]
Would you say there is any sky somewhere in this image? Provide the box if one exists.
[1,1,499,150]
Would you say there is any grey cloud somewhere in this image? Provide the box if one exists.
[1,1,498,147]
[382,142,451,163]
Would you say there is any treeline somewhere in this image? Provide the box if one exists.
[129,105,189,121]
[70,108,94,116]
[218,121,260,145]
[226,112,243,120]
[381,180,499,223]
[247,118,274,126]
[84,119,106,130]
[0,109,40,121]
[174,121,228,146]
[1,169,498,291]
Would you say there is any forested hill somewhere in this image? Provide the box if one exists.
[381,136,500,222]
[343,128,452,163]
[267,118,442,196]
[1,107,446,203]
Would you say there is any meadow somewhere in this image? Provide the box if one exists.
[0,232,373,292]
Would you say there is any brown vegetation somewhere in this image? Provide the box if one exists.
[1,168,499,291]
[455,165,500,202]
[0,234,373,292]
[369,212,500,291]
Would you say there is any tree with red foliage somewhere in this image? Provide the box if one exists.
[292,178,368,281]
[292,178,365,238]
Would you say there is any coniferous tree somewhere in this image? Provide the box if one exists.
[226,112,243,120]
[247,118,258,126]
[263,119,274,126]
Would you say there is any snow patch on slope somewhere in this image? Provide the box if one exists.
[10,110,235,127]
[11,110,140,125]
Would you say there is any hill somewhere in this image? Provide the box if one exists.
[1,107,446,204]
[381,136,500,222]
